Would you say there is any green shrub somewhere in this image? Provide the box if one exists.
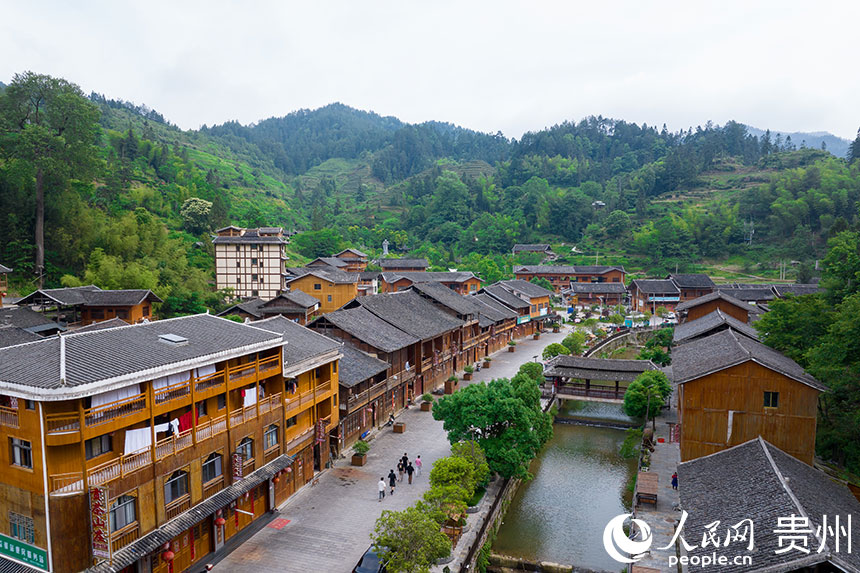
[354,440,370,456]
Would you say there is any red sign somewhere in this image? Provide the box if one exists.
[232,451,244,480]
[315,419,326,444]
[89,486,111,560]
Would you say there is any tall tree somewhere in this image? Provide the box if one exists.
[0,72,100,284]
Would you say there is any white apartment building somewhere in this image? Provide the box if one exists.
[213,226,288,299]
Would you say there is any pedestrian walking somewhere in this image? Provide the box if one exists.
[378,477,386,502]
[415,455,422,476]
[397,460,405,482]
[401,452,409,468]
[671,472,678,490]
[388,469,397,495]
[406,462,415,484]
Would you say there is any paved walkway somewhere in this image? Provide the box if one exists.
[212,324,572,573]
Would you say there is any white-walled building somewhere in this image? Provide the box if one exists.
[213,226,288,299]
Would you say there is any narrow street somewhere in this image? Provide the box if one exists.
[211,323,572,573]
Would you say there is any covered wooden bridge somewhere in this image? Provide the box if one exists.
[543,356,658,402]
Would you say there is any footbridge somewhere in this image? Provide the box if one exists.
[542,356,658,403]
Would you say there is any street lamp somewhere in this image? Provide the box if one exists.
[532,355,539,363]
[467,426,482,458]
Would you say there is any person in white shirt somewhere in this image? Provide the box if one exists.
[378,477,386,502]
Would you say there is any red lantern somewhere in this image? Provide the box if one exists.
[215,517,226,527]
[162,550,175,562]
[273,476,280,484]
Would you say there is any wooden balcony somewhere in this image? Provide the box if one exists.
[84,392,147,428]
[0,405,19,429]
[227,353,279,386]
[195,369,227,397]
[203,476,225,499]
[284,390,315,418]
[46,412,79,434]
[229,404,258,427]
[155,428,193,461]
[285,427,314,454]
[153,379,191,406]
[258,392,282,416]
[111,523,139,552]
[346,379,389,412]
[89,447,151,487]
[165,495,191,520]
[49,472,84,496]
[195,414,227,442]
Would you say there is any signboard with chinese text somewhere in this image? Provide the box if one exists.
[232,451,244,480]
[89,486,111,560]
[0,534,48,571]
[315,419,326,444]
[517,315,531,325]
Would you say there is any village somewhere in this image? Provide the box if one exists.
[0,231,858,573]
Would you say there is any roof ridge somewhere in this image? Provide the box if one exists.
[727,328,750,359]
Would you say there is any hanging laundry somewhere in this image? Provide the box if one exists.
[177,411,193,432]
[124,427,152,454]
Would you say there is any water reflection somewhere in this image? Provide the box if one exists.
[493,407,637,571]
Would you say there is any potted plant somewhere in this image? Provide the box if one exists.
[552,322,561,333]
[533,330,541,340]
[351,440,370,466]
[421,393,434,412]
[445,375,459,394]
[393,419,406,433]
[463,365,474,381]
[508,340,517,353]
[482,356,492,369]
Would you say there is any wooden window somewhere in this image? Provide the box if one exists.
[8,512,34,544]
[217,394,226,410]
[85,434,113,459]
[264,425,278,450]
[764,391,779,408]
[251,274,259,281]
[164,471,188,504]
[9,438,32,469]
[252,290,259,297]
[286,415,297,428]
[24,400,34,410]
[251,258,258,265]
[237,437,253,461]
[327,294,332,302]
[196,400,208,419]
[202,453,223,483]
[142,305,150,316]
[314,283,322,290]
[116,309,129,320]
[236,261,241,267]
[91,308,105,319]
[109,495,136,532]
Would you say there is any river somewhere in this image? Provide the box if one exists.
[493,400,637,571]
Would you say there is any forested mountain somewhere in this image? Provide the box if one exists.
[746,126,851,159]
[2,71,860,308]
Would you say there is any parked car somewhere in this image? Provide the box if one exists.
[354,546,387,573]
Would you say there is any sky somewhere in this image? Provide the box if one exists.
[1,1,858,140]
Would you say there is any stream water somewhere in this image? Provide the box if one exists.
[493,400,637,571]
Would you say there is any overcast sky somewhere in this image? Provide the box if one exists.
[2,1,858,140]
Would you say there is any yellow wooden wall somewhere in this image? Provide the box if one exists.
[288,275,357,313]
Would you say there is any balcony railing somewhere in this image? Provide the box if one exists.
[155,428,193,461]
[230,404,258,427]
[154,379,191,405]
[203,476,225,499]
[258,393,282,415]
[165,495,191,520]
[84,392,147,428]
[0,406,19,429]
[89,447,151,486]
[111,523,139,552]
[315,381,331,396]
[195,414,227,442]
[49,472,84,495]
[258,354,280,375]
[195,369,226,393]
[46,412,79,434]
[346,378,389,411]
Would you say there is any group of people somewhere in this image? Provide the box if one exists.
[378,453,422,501]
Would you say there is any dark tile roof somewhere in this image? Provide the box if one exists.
[498,279,553,300]
[0,264,11,273]
[335,248,368,258]
[16,285,101,306]
[16,287,161,307]
[0,314,283,395]
[216,298,265,319]
[87,454,295,573]
[673,329,825,390]
[513,265,625,275]
[308,256,349,268]
[668,273,716,289]
[278,290,320,308]
[316,307,419,353]
[353,291,464,340]
[675,290,759,313]
[573,265,626,274]
[284,266,311,277]
[471,293,518,320]
[772,284,824,297]
[338,344,390,388]
[544,356,657,382]
[380,271,478,284]
[512,244,552,253]
[359,271,381,281]
[73,317,131,333]
[211,234,286,244]
[672,309,759,344]
[0,326,42,349]
[565,282,628,294]
[411,282,481,318]
[679,438,860,573]
[480,284,530,310]
[629,279,680,294]
[0,306,62,331]
[717,286,775,302]
[251,315,341,365]
[258,226,284,235]
[286,269,359,284]
[379,258,429,269]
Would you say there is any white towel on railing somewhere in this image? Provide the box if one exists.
[123,427,152,455]
[92,384,141,409]
[243,389,257,408]
[153,370,191,391]
[195,364,216,378]
[154,420,179,434]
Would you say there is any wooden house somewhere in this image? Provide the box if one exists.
[511,244,556,260]
[379,258,429,272]
[0,306,67,337]
[479,284,535,336]
[513,265,626,293]
[335,345,390,449]
[674,291,761,324]
[666,273,716,301]
[563,282,627,307]
[496,280,553,329]
[674,329,825,465]
[284,270,359,314]
[717,284,776,306]
[332,249,369,273]
[379,271,481,295]
[216,298,266,321]
[679,437,860,572]
[306,257,349,271]
[772,283,824,298]
[258,291,321,324]
[627,279,681,313]
[16,286,162,327]
[213,226,288,300]
[671,309,759,345]
[0,264,10,307]
[411,282,485,367]
[471,293,518,354]
[0,313,339,573]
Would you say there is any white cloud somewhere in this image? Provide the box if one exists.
[1,0,857,139]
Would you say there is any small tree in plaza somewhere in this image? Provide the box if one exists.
[371,506,451,573]
[542,342,569,360]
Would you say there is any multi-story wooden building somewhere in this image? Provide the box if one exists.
[674,329,825,465]
[334,345,390,450]
[332,249,368,273]
[284,270,359,315]
[0,313,339,573]
[512,265,626,294]
[378,258,429,272]
[213,226,288,300]
[671,309,760,345]
[16,287,162,327]
[563,282,627,307]
[627,279,681,313]
[483,280,553,335]
[0,264,11,307]
[471,294,518,354]
[217,292,321,325]
[379,272,481,295]
[479,284,535,336]
[511,244,555,259]
[411,282,484,369]
[674,291,761,324]
[666,273,716,301]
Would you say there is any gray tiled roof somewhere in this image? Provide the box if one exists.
[679,438,860,573]
[672,329,825,390]
[335,248,368,258]
[16,285,101,305]
[352,291,464,340]
[316,307,419,353]
[471,293,518,320]
[308,256,349,268]
[411,281,481,318]
[512,243,552,252]
[379,258,429,269]
[672,309,759,344]
[338,344,390,388]
[0,306,61,331]
[480,284,530,310]
[87,454,294,573]
[380,271,477,284]
[772,284,824,297]
[675,290,756,312]
[278,290,320,309]
[566,282,627,294]
[668,273,716,289]
[629,279,680,294]
[514,264,625,275]
[16,286,161,307]
[251,315,341,365]
[498,279,554,300]
[0,264,11,273]
[216,298,265,319]
[286,269,359,284]
[574,265,626,274]
[73,318,131,333]
[717,286,775,302]
[0,314,283,396]
[0,326,41,349]
[544,356,657,382]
